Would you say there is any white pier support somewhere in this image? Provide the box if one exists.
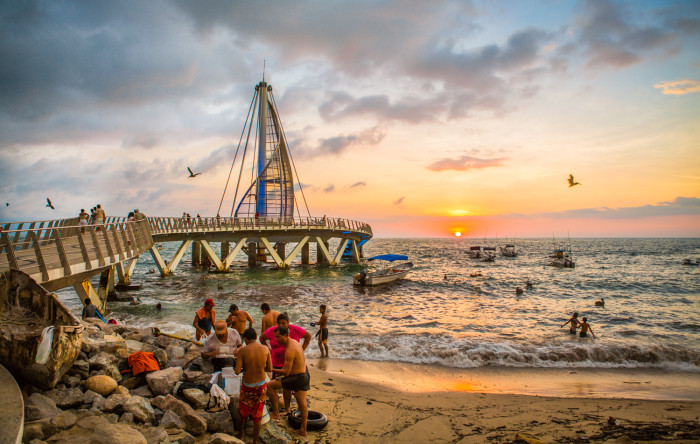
[116,258,138,285]
[149,240,191,276]
[74,267,114,313]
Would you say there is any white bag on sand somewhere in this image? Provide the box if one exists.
[35,326,54,364]
[210,383,230,410]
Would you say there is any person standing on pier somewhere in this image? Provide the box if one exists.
[133,209,146,220]
[260,303,280,333]
[227,304,254,335]
[193,298,216,340]
[78,209,89,233]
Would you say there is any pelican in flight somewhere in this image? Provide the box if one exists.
[46,198,55,209]
[567,174,581,187]
[187,167,201,178]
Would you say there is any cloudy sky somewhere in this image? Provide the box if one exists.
[1,0,698,237]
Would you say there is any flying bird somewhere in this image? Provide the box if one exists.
[187,167,201,178]
[567,174,581,187]
[46,198,55,209]
[5,203,8,207]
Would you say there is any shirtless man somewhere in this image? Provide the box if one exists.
[227,304,254,335]
[268,326,310,436]
[316,304,329,358]
[579,317,595,338]
[235,328,272,444]
[260,303,280,333]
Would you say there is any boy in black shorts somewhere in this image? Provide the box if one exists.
[315,304,329,358]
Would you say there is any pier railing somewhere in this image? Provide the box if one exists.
[147,216,373,237]
[0,219,153,284]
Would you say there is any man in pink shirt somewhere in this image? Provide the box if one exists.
[259,312,311,415]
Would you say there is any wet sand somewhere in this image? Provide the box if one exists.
[286,359,700,443]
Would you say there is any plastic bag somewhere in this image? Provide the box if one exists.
[210,382,230,410]
[35,326,55,364]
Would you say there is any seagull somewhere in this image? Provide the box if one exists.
[46,198,55,209]
[187,167,201,178]
[5,203,8,207]
[567,174,581,187]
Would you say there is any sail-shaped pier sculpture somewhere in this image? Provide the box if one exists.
[144,77,373,273]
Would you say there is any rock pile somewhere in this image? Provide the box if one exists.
[20,320,292,444]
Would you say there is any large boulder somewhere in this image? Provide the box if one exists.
[123,395,156,423]
[126,339,145,353]
[103,393,130,412]
[81,390,105,409]
[146,367,183,396]
[68,359,90,379]
[25,392,61,422]
[121,375,146,390]
[259,420,293,444]
[102,334,129,357]
[84,375,118,396]
[198,410,235,435]
[155,335,173,349]
[182,388,209,410]
[46,414,146,444]
[50,410,78,430]
[153,349,168,367]
[169,431,195,444]
[208,433,245,444]
[159,410,186,433]
[140,425,169,444]
[44,387,84,409]
[150,394,207,436]
[166,344,185,360]
[131,385,154,398]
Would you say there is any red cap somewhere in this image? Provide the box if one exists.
[204,298,215,307]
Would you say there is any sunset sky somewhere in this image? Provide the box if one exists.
[1,0,698,237]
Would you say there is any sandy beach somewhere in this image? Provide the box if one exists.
[281,359,700,443]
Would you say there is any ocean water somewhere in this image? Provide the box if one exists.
[56,238,700,372]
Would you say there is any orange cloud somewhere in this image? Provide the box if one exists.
[654,79,700,95]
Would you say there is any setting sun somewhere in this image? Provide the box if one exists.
[455,232,462,237]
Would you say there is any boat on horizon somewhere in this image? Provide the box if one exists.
[0,269,84,390]
[549,248,575,268]
[500,244,518,257]
[354,254,414,286]
[467,246,482,259]
[482,246,497,262]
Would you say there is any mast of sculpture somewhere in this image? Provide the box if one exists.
[231,80,295,219]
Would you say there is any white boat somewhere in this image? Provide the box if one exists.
[549,248,575,268]
[682,258,699,266]
[354,255,414,286]
[467,246,482,259]
[482,246,497,262]
[500,244,518,257]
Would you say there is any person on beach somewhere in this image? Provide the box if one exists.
[82,301,98,320]
[201,320,242,371]
[561,312,580,335]
[193,298,216,340]
[315,304,329,358]
[260,303,280,333]
[267,326,310,436]
[259,313,311,417]
[227,304,254,335]
[235,328,272,444]
[579,317,595,338]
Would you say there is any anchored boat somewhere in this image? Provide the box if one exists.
[354,254,414,286]
[500,244,518,257]
[0,269,84,390]
[549,248,575,268]
[467,246,482,259]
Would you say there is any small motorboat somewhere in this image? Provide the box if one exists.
[354,254,414,286]
[682,258,699,266]
[549,248,575,268]
[467,246,482,259]
[500,244,518,257]
[0,269,84,390]
[482,247,497,262]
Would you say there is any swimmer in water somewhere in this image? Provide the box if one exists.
[579,317,595,338]
[561,312,580,335]
[526,279,533,288]
[515,287,523,295]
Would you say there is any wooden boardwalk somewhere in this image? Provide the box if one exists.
[0,219,153,292]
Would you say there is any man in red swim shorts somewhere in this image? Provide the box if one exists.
[235,327,272,444]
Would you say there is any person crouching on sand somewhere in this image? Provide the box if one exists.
[193,298,216,341]
[201,320,242,371]
[561,312,580,335]
[268,326,310,436]
[235,328,272,444]
[579,317,595,338]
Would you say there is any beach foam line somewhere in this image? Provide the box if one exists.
[309,358,700,401]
